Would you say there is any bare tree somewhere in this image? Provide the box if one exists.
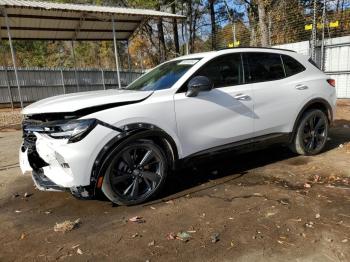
[257,0,269,46]
[171,2,180,56]
[209,0,217,50]
[156,1,167,61]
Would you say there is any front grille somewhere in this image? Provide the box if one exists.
[22,119,43,150]
[22,118,48,170]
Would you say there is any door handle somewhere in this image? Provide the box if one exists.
[295,84,308,90]
[234,93,250,101]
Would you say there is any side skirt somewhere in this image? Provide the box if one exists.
[177,133,291,168]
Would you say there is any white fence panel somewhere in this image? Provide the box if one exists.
[325,46,350,72]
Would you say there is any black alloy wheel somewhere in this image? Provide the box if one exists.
[291,109,329,155]
[102,139,167,205]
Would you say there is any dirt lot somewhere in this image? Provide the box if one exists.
[0,100,349,262]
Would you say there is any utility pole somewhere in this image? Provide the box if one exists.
[311,0,317,61]
[223,0,237,45]
[321,0,326,71]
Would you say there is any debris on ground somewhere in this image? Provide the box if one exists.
[211,233,220,243]
[279,198,289,205]
[315,213,320,219]
[19,233,26,240]
[148,240,155,247]
[128,216,145,223]
[266,212,277,217]
[176,231,191,242]
[305,221,314,228]
[304,183,311,188]
[54,219,81,233]
[313,175,321,183]
[166,232,176,240]
[131,233,140,238]
[12,193,19,198]
[23,192,31,198]
[76,248,83,255]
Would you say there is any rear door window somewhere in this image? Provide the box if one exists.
[282,55,305,76]
[245,52,285,83]
[194,53,244,88]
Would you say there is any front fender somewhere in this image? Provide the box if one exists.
[88,122,180,196]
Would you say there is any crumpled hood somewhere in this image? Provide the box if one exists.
[22,89,153,115]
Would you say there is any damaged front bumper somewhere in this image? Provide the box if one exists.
[20,121,120,198]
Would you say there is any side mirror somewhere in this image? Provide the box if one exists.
[186,76,213,97]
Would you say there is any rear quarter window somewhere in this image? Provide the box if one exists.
[281,55,306,77]
[308,58,322,70]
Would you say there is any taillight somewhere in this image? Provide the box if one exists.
[327,79,335,87]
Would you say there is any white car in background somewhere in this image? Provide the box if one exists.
[19,47,336,205]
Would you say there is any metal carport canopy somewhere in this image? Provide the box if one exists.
[0,0,186,108]
[0,0,185,41]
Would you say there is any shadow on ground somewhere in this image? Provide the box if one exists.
[158,122,350,201]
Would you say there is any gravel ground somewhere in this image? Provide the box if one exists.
[0,109,22,129]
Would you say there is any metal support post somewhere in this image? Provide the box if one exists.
[4,67,14,109]
[311,0,317,61]
[60,69,66,94]
[321,0,326,71]
[101,69,106,90]
[71,40,80,92]
[0,26,14,109]
[127,40,132,84]
[112,17,122,89]
[3,9,23,108]
[185,18,189,55]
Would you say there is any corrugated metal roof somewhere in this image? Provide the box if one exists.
[0,0,185,41]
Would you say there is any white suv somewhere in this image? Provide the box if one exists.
[20,48,337,205]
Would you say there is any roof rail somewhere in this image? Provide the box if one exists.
[218,46,296,53]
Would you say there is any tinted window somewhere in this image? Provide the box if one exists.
[308,58,321,70]
[194,54,244,88]
[245,52,285,83]
[282,55,305,76]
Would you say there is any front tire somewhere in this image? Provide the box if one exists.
[290,109,329,155]
[101,138,168,205]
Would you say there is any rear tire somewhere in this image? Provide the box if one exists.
[101,137,168,205]
[290,109,329,155]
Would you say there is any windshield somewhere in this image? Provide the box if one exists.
[125,59,201,91]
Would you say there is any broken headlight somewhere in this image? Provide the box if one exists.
[48,119,97,143]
